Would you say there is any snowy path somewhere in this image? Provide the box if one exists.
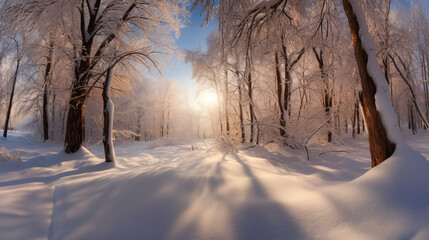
[0,132,429,240]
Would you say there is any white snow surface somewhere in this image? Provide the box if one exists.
[0,131,429,240]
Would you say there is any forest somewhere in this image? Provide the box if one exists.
[1,0,429,239]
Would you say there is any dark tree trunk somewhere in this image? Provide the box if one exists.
[247,72,255,143]
[356,100,360,135]
[3,58,21,138]
[345,119,348,134]
[102,67,115,162]
[225,70,230,135]
[51,92,56,140]
[352,99,358,138]
[237,73,245,143]
[313,48,332,142]
[424,56,429,122]
[343,0,396,167]
[408,100,416,134]
[275,52,287,137]
[43,40,54,142]
[283,49,291,120]
[63,0,135,153]
[281,41,304,121]
[135,106,142,141]
[64,84,87,153]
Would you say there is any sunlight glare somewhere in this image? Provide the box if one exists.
[198,91,218,107]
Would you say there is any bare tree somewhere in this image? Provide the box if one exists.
[342,0,398,167]
[3,37,24,138]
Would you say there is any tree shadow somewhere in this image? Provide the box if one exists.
[243,145,370,182]
[0,148,115,187]
[228,152,307,239]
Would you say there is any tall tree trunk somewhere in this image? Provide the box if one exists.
[283,48,291,120]
[352,109,356,138]
[224,70,230,135]
[166,108,170,136]
[3,57,21,138]
[313,48,332,142]
[247,72,255,143]
[102,67,115,162]
[64,83,87,153]
[422,55,429,123]
[389,53,429,132]
[356,100,360,135]
[43,40,54,141]
[135,106,142,141]
[237,73,245,143]
[51,92,56,140]
[275,52,287,137]
[214,81,224,134]
[342,0,396,167]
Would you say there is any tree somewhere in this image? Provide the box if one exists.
[342,0,398,167]
[102,66,115,162]
[63,1,185,153]
[3,37,24,138]
[193,0,405,166]
[42,36,54,141]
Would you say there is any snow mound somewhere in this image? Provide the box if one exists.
[312,144,429,240]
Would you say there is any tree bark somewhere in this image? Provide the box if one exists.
[247,72,255,143]
[64,84,87,153]
[102,67,116,162]
[223,70,230,135]
[64,1,135,153]
[389,53,429,132]
[313,48,332,142]
[237,72,245,143]
[43,40,54,141]
[3,57,21,138]
[342,0,396,167]
[275,52,287,137]
[356,100,360,135]
[135,106,142,141]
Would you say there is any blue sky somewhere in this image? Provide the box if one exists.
[162,7,218,90]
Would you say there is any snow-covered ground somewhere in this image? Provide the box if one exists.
[0,131,428,240]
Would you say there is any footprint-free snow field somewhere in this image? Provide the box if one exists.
[1,132,429,240]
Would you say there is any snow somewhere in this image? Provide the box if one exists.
[0,131,428,240]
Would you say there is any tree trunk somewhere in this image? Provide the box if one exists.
[422,56,429,123]
[356,100,360,135]
[313,48,332,142]
[345,119,348,134]
[64,83,87,153]
[237,73,245,143]
[247,72,255,143]
[102,67,116,162]
[283,49,291,120]
[342,0,396,167]
[275,52,287,137]
[3,58,21,138]
[224,70,230,135]
[135,106,142,141]
[352,99,359,138]
[51,92,56,140]
[43,40,54,141]
[214,81,224,134]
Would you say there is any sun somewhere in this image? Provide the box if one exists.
[198,91,218,107]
